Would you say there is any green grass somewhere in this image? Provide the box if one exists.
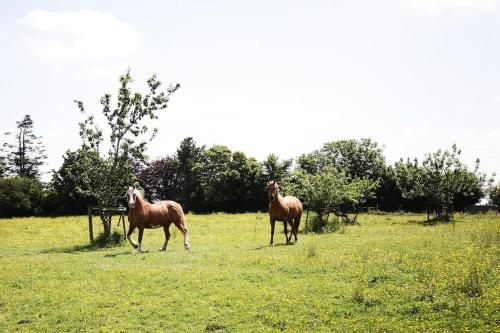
[0,212,498,332]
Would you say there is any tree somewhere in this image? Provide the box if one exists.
[138,156,180,202]
[488,183,500,207]
[290,168,378,228]
[0,177,45,217]
[48,149,103,215]
[199,145,264,212]
[0,154,5,177]
[2,114,47,179]
[297,138,385,180]
[395,145,490,221]
[176,137,206,212]
[262,154,292,183]
[75,69,179,238]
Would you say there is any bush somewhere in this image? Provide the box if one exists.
[303,215,344,233]
[0,177,45,217]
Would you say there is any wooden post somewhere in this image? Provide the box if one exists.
[88,207,94,242]
[121,214,126,239]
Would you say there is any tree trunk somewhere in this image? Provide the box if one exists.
[99,210,111,238]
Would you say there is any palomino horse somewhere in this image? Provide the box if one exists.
[267,181,303,245]
[126,186,190,252]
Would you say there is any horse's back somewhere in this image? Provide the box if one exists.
[149,200,184,222]
[283,196,302,209]
[283,196,303,216]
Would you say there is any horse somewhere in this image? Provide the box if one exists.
[125,186,190,252]
[267,180,303,245]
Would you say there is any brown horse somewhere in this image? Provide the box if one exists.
[267,180,303,245]
[126,186,190,252]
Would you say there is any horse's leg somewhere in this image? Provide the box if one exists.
[137,227,144,253]
[174,219,190,250]
[293,212,302,243]
[181,216,190,250]
[284,220,290,244]
[160,223,171,251]
[269,218,276,246]
[127,224,138,249]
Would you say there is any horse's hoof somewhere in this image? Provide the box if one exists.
[159,248,166,252]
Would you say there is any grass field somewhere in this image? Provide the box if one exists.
[0,212,498,332]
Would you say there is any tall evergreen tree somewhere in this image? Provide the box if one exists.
[2,114,47,179]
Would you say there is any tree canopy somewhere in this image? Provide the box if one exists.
[74,70,179,237]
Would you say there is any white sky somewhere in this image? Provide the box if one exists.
[0,0,499,181]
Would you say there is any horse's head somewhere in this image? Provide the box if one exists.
[267,180,279,201]
[126,186,138,209]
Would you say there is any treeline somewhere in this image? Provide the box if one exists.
[0,126,496,219]
[0,117,497,219]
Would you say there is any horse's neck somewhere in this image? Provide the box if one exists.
[135,195,148,210]
[272,192,287,208]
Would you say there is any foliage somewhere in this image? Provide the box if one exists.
[1,114,47,179]
[394,145,490,221]
[488,183,500,206]
[75,70,179,237]
[0,154,5,177]
[262,154,292,183]
[0,177,45,217]
[0,213,498,332]
[138,156,179,202]
[297,138,385,180]
[47,149,103,215]
[138,138,266,213]
[290,168,378,225]
[200,146,264,212]
[176,137,206,212]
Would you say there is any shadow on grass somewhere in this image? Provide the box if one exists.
[252,242,295,250]
[35,231,125,255]
[408,218,455,226]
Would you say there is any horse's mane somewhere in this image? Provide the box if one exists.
[128,186,144,199]
[134,188,144,198]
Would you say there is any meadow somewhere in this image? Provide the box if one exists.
[0,212,498,332]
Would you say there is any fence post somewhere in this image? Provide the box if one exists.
[121,214,127,239]
[88,207,93,242]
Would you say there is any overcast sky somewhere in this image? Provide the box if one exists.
[0,0,499,181]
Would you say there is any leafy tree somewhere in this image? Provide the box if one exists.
[2,114,47,179]
[0,177,45,217]
[176,137,205,212]
[379,164,427,212]
[228,151,264,212]
[290,168,378,228]
[138,156,179,202]
[297,138,385,180]
[75,69,179,238]
[395,145,489,221]
[488,183,500,207]
[48,149,103,215]
[262,154,292,183]
[200,145,264,212]
[453,169,487,211]
[0,154,5,177]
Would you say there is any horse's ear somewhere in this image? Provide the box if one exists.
[272,180,276,184]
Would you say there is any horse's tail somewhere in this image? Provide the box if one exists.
[181,213,190,250]
[181,213,188,229]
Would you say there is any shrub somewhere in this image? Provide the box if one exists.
[0,177,45,217]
